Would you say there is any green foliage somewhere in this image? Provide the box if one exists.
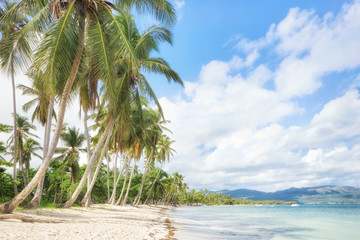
[0,167,15,202]
[176,189,296,206]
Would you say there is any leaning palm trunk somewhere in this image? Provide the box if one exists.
[109,155,127,204]
[121,160,137,205]
[83,109,92,206]
[133,162,151,205]
[26,96,54,208]
[111,153,118,203]
[106,154,110,202]
[0,37,85,213]
[144,168,162,204]
[115,161,130,205]
[11,71,18,196]
[81,133,111,206]
[63,121,113,208]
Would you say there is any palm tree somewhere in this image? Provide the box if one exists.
[22,138,42,185]
[0,0,177,213]
[65,8,183,208]
[78,71,98,206]
[0,1,29,196]
[7,115,37,187]
[163,172,184,205]
[18,72,57,207]
[133,107,165,205]
[144,134,175,204]
[144,168,169,204]
[53,127,85,195]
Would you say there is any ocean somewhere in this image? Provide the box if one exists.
[170,204,360,239]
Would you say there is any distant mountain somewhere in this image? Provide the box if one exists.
[216,186,360,204]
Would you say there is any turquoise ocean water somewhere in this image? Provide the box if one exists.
[170,205,360,239]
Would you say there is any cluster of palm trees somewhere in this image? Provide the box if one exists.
[0,0,183,213]
[0,113,187,206]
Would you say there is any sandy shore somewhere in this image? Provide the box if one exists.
[0,204,175,240]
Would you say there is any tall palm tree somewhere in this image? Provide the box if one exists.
[133,107,166,205]
[65,8,183,208]
[17,73,55,126]
[144,168,169,204]
[22,138,42,184]
[144,134,175,204]
[18,72,57,208]
[7,115,37,187]
[78,70,98,206]
[53,127,85,195]
[0,1,29,196]
[0,0,177,213]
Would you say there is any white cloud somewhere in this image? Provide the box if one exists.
[174,0,185,21]
[237,0,360,99]
[161,1,360,191]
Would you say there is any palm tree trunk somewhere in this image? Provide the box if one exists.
[134,162,150,205]
[0,32,85,214]
[59,185,63,204]
[144,168,161,204]
[70,181,74,197]
[116,161,130,205]
[106,154,110,203]
[53,190,57,204]
[18,147,27,187]
[121,160,137,206]
[112,153,117,202]
[110,154,127,204]
[11,71,18,196]
[81,133,112,206]
[83,109,92,206]
[25,97,55,208]
[63,121,113,208]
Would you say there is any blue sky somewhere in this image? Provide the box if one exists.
[146,0,348,99]
[145,0,360,191]
[1,0,360,192]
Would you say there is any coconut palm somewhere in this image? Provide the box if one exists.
[66,9,183,208]
[163,172,184,205]
[0,0,177,213]
[7,115,37,187]
[22,138,42,184]
[53,127,85,195]
[78,71,98,206]
[0,1,30,196]
[133,108,166,205]
[17,74,55,126]
[144,134,175,204]
[144,168,169,204]
[18,73,57,208]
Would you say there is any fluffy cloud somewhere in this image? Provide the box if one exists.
[238,1,360,99]
[161,0,360,191]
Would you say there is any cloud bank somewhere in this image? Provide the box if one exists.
[161,0,360,191]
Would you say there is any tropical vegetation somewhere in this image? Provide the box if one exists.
[0,0,184,213]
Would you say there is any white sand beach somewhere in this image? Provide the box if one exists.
[0,204,175,240]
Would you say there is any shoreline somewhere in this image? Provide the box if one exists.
[0,204,175,240]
